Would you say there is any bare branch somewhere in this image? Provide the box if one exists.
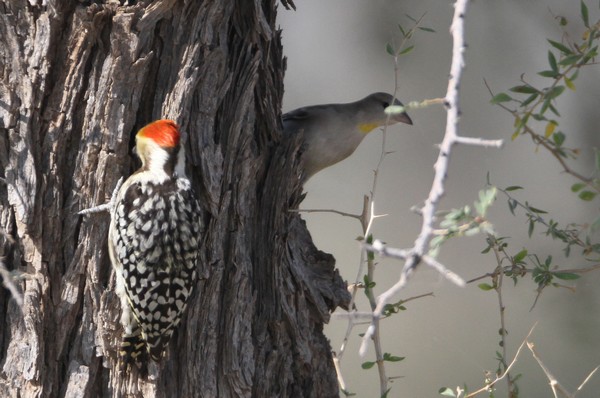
[364,241,465,287]
[290,208,362,221]
[465,325,537,397]
[454,136,504,148]
[576,365,599,393]
[77,177,123,215]
[527,341,572,398]
[0,258,23,308]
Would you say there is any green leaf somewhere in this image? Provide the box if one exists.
[398,25,407,38]
[538,70,560,78]
[514,249,528,263]
[508,199,517,216]
[579,191,597,201]
[478,283,494,291]
[521,93,539,107]
[505,185,523,191]
[545,121,557,138]
[571,183,586,192]
[548,51,558,72]
[545,85,565,100]
[490,92,512,104]
[582,46,598,63]
[553,272,581,280]
[386,43,395,56]
[552,131,565,146]
[510,85,538,94]
[361,361,376,370]
[547,39,572,55]
[592,216,600,233]
[581,0,590,28]
[439,388,457,397]
[399,45,414,55]
[419,26,436,33]
[528,205,548,214]
[528,220,535,237]
[564,75,576,91]
[558,54,582,66]
[405,14,417,23]
[383,353,405,362]
[540,98,551,115]
[570,70,580,81]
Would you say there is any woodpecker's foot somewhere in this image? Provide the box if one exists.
[78,177,124,215]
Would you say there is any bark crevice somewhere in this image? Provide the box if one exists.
[0,1,349,397]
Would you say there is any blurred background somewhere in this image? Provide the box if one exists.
[279,1,600,397]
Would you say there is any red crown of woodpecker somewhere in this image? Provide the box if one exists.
[137,119,180,148]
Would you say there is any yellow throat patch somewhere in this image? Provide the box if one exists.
[358,123,379,134]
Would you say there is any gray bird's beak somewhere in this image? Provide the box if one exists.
[393,111,413,125]
[384,103,413,125]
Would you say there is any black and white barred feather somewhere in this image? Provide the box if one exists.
[107,120,201,371]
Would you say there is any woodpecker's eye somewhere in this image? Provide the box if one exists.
[382,102,390,109]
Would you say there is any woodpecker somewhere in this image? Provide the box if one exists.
[107,119,201,371]
[283,92,413,181]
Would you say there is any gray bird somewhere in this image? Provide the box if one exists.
[283,92,413,181]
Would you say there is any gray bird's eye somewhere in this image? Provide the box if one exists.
[382,102,390,109]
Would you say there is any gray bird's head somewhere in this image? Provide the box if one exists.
[281,92,413,182]
[354,92,412,133]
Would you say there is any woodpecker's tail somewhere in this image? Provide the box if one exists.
[119,326,149,376]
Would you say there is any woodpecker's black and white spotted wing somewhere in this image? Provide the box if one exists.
[109,177,201,367]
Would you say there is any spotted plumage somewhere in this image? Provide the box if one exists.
[107,120,201,371]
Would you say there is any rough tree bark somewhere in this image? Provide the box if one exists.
[0,1,350,397]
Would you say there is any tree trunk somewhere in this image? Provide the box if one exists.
[0,1,350,397]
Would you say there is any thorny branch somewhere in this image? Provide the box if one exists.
[359,0,503,355]
[528,341,599,398]
[333,14,432,396]
[463,325,536,397]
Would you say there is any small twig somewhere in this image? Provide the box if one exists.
[496,186,585,247]
[332,292,434,322]
[364,241,466,287]
[527,341,572,398]
[465,324,537,397]
[0,258,24,307]
[576,366,599,393]
[0,228,16,245]
[483,79,595,187]
[491,242,513,395]
[454,136,504,148]
[290,208,362,221]
[78,177,123,215]
[332,353,349,395]
[565,263,600,274]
